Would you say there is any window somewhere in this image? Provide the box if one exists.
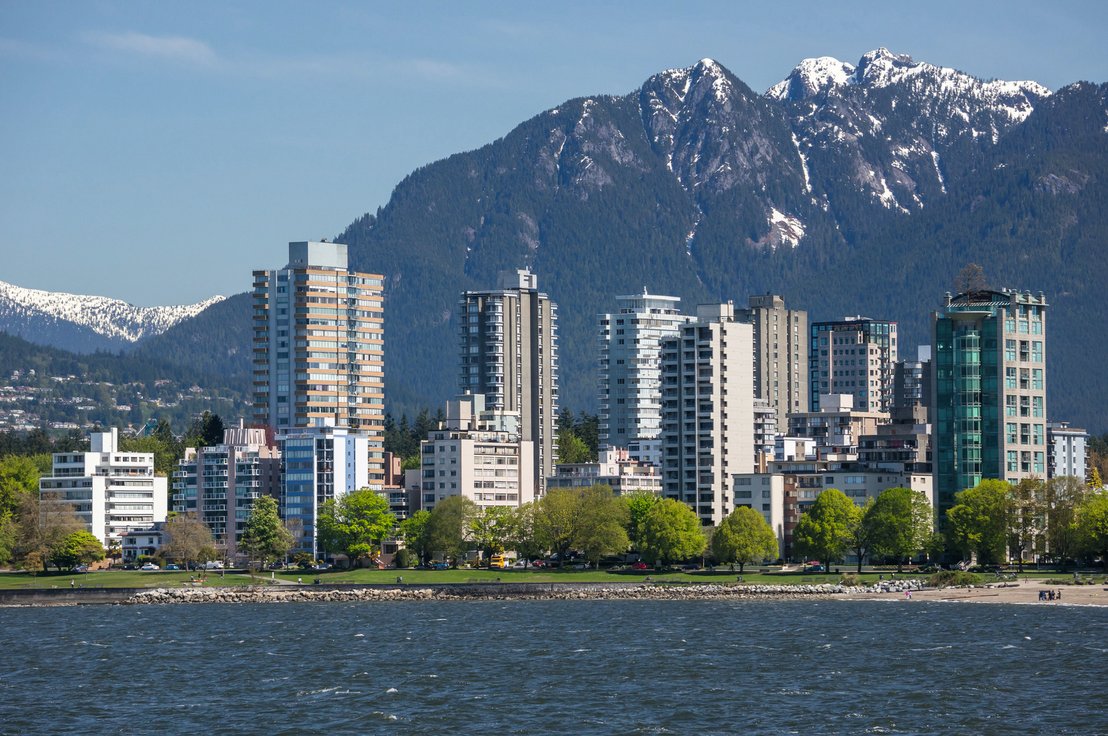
[1032,396,1044,418]
[1005,367,1017,389]
[1006,396,1017,417]
[1032,341,1043,363]
[1032,369,1044,390]
[1006,423,1018,444]
[1005,340,1016,361]
[1007,450,1018,473]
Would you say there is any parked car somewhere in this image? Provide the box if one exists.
[202,561,224,570]
[531,560,547,568]
[431,561,450,570]
[631,561,649,570]
[71,564,89,573]
[803,564,825,573]
[165,564,180,571]
[140,563,160,571]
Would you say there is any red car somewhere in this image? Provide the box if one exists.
[531,560,547,568]
[631,561,649,570]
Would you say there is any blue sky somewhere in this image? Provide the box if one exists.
[2,1,1106,305]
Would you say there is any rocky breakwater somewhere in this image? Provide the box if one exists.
[121,581,924,606]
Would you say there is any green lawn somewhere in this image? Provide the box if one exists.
[0,569,289,590]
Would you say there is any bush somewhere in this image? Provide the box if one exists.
[839,572,861,586]
[928,570,982,588]
[393,548,415,569]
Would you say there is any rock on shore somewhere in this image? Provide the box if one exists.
[123,580,926,606]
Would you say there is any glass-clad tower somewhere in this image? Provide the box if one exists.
[932,289,1047,517]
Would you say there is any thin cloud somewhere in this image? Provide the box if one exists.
[84,31,218,67]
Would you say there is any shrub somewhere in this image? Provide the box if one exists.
[393,548,415,569]
[839,572,861,586]
[928,570,982,588]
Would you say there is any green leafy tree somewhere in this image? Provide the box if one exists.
[161,514,216,568]
[1044,476,1087,568]
[557,433,590,464]
[1076,490,1108,569]
[0,456,40,565]
[119,434,181,478]
[711,506,778,572]
[509,503,544,562]
[467,506,517,558]
[425,496,476,565]
[793,489,859,572]
[239,496,293,570]
[946,479,1009,565]
[624,490,660,551]
[49,530,104,570]
[399,510,432,565]
[317,489,396,566]
[573,485,629,567]
[866,488,933,572]
[533,487,582,562]
[848,498,877,573]
[639,498,705,566]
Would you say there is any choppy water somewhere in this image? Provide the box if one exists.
[1,599,1106,735]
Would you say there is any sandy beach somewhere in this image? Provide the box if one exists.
[853,579,1108,607]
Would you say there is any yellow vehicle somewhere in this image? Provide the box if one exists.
[489,554,508,569]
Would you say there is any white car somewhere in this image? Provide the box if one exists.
[139,563,160,571]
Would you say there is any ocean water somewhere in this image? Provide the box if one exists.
[1,599,1106,735]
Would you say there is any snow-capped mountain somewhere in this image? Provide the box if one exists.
[0,279,224,353]
[768,48,1052,213]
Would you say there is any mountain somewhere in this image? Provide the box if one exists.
[0,279,224,354]
[333,49,1107,432]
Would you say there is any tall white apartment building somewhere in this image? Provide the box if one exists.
[420,394,534,511]
[810,317,898,413]
[279,424,370,558]
[253,241,385,488]
[548,448,662,496]
[598,291,690,465]
[39,428,167,547]
[661,303,755,525]
[172,421,281,558]
[459,270,557,496]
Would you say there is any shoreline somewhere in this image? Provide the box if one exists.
[5,579,1106,608]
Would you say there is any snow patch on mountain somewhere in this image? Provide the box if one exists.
[0,280,223,343]
[767,208,805,248]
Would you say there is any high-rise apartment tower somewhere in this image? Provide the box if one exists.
[459,269,558,495]
[810,317,898,413]
[737,294,808,433]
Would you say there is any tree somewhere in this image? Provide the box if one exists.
[1044,476,1087,567]
[0,455,40,566]
[955,262,988,293]
[399,510,432,565]
[624,490,660,551]
[317,489,396,566]
[161,514,216,568]
[239,496,293,569]
[556,433,590,464]
[15,492,83,571]
[49,530,104,570]
[849,498,877,574]
[533,487,582,563]
[1090,466,1104,490]
[467,506,517,558]
[946,479,1009,565]
[509,503,544,562]
[639,498,705,566]
[1007,478,1045,572]
[711,506,778,572]
[424,496,476,565]
[866,488,933,572]
[573,485,629,567]
[1076,490,1108,570]
[793,489,858,572]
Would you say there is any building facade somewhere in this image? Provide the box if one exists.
[660,303,755,525]
[548,448,662,496]
[737,294,808,432]
[39,428,167,548]
[1047,421,1088,480]
[809,317,898,413]
[598,291,689,465]
[172,421,281,558]
[932,289,1048,516]
[279,425,370,558]
[420,394,534,512]
[252,241,385,488]
[459,269,557,496]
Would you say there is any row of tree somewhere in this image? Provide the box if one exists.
[947,477,1108,569]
